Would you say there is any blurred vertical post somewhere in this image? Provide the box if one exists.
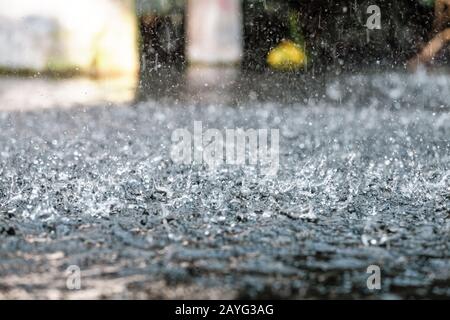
[186,0,243,66]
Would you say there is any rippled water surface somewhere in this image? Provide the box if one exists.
[0,70,449,298]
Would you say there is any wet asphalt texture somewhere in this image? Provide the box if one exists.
[0,70,450,299]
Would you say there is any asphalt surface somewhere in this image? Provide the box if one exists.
[0,69,449,299]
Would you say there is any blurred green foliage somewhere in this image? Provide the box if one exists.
[418,0,435,6]
[136,0,184,16]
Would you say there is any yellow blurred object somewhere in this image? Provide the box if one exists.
[267,40,307,70]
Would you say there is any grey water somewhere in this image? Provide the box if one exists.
[0,68,449,299]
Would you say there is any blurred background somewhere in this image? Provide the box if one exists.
[0,0,441,109]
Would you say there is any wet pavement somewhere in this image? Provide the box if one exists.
[0,69,449,299]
